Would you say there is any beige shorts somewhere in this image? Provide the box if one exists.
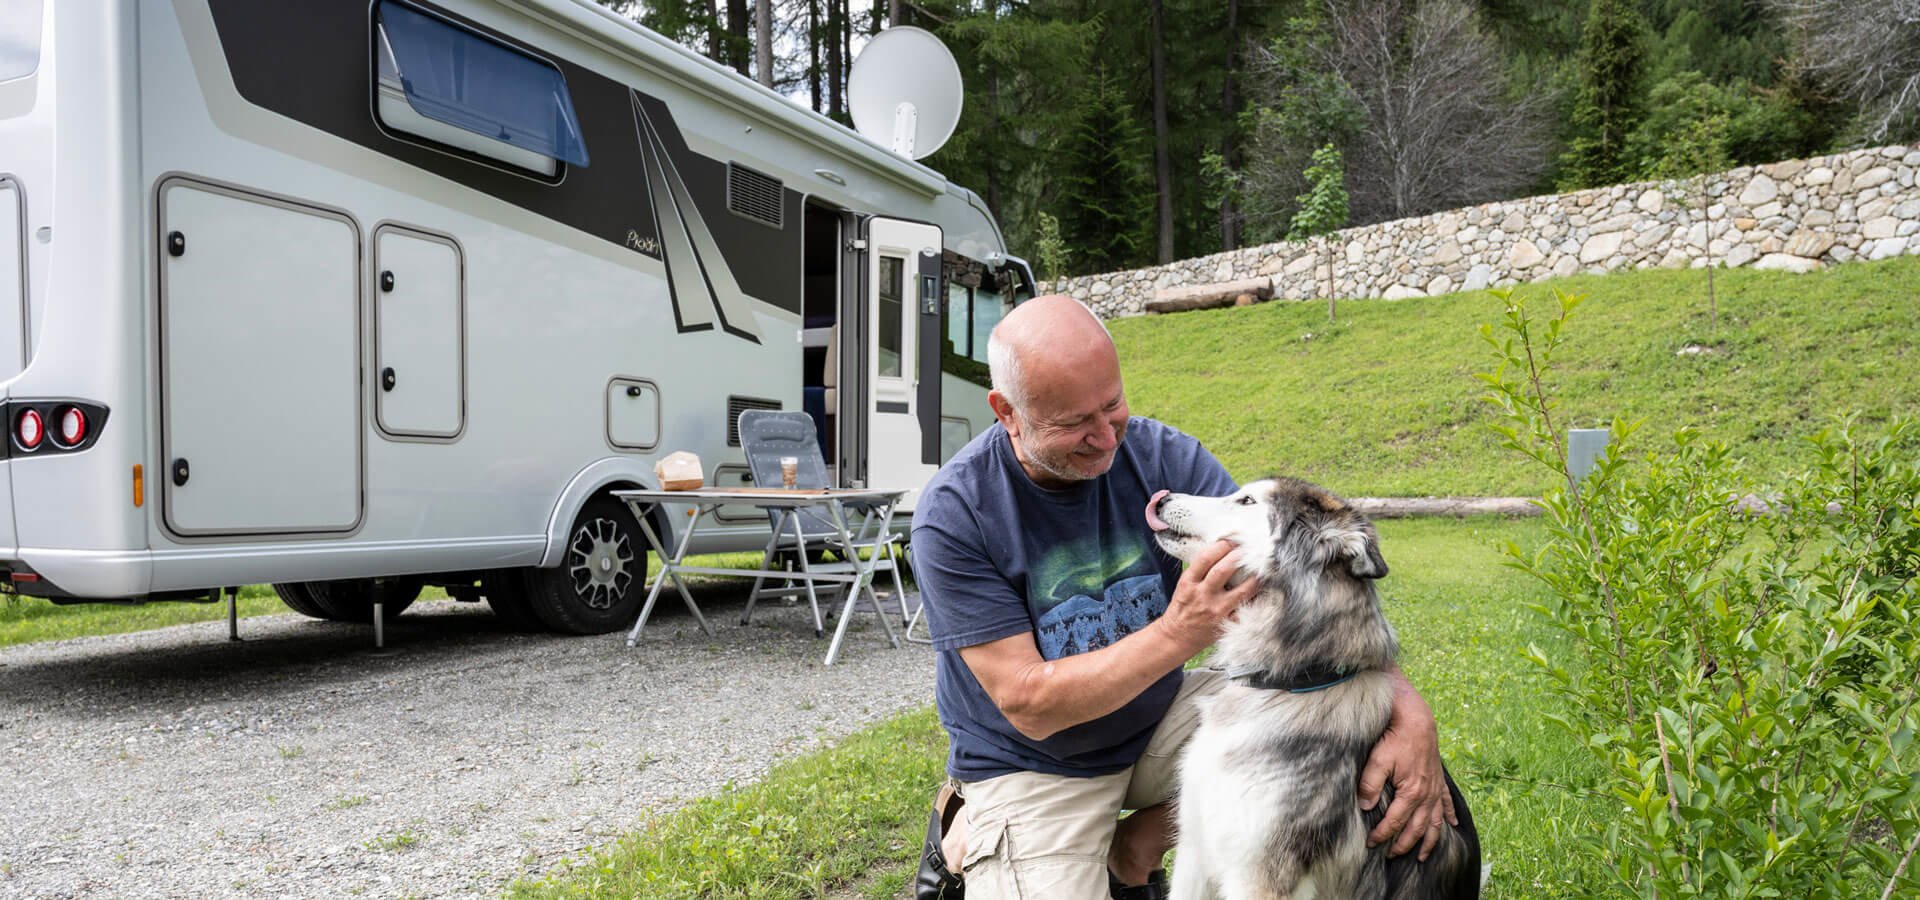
[955,668,1225,900]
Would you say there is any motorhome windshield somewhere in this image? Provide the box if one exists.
[0,0,44,82]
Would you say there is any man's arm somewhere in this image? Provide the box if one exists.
[958,540,1257,741]
[1357,663,1459,861]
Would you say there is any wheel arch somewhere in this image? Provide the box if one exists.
[538,458,674,569]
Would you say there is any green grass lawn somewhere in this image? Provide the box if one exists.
[1116,257,1920,495]
[515,516,1607,899]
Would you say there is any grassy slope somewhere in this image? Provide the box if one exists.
[516,517,1606,899]
[1115,257,1920,496]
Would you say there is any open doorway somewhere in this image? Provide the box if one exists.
[800,202,842,470]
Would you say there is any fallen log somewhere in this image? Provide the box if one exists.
[1348,497,1540,518]
[1145,277,1273,314]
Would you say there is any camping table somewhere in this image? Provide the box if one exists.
[613,487,908,665]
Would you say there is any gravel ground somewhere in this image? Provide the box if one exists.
[0,584,937,898]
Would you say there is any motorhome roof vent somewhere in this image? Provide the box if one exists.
[726,396,782,446]
[726,163,784,229]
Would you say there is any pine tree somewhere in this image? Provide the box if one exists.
[1561,0,1648,188]
[1058,65,1155,275]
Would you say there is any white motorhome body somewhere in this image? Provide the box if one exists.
[0,0,1029,633]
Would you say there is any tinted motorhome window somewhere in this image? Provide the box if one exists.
[969,284,1008,363]
[0,0,44,82]
[374,1,589,173]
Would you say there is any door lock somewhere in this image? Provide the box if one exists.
[172,458,190,487]
[381,367,397,392]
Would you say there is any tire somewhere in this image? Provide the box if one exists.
[482,569,546,632]
[525,494,649,635]
[304,577,422,623]
[271,582,330,620]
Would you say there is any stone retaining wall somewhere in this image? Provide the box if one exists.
[1042,144,1920,318]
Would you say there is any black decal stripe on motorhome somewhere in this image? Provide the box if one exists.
[632,94,712,336]
[633,93,762,344]
[201,0,801,319]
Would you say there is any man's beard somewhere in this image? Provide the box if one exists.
[1019,417,1127,484]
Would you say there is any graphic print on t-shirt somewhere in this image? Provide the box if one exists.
[1031,535,1168,659]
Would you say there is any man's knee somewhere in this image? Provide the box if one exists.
[959,813,1115,900]
[955,770,1130,900]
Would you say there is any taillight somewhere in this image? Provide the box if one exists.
[54,406,88,448]
[15,407,43,450]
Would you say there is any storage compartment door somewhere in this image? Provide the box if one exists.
[159,181,361,535]
[374,227,464,439]
[1,178,23,379]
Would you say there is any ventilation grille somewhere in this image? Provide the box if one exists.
[726,163,784,229]
[726,396,782,446]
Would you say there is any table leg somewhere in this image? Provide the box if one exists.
[868,502,902,648]
[668,507,713,635]
[792,510,827,638]
[822,500,900,665]
[627,501,710,646]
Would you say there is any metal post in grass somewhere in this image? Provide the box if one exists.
[1567,427,1610,492]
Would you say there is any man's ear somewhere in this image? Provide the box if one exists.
[1347,529,1389,579]
[987,390,1020,435]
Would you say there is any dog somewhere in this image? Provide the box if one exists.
[1146,477,1481,899]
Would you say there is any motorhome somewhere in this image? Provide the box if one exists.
[0,0,1030,634]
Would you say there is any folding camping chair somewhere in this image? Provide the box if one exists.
[735,409,912,637]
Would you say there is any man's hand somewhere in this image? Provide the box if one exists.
[1157,539,1261,650]
[1356,676,1456,860]
[957,539,1257,741]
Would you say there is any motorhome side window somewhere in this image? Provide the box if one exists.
[373,1,589,177]
[877,255,904,378]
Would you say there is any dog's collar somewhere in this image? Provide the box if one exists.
[1224,664,1359,693]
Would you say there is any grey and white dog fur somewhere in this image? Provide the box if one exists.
[1148,477,1480,900]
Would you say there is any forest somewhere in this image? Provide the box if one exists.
[597,1,1920,278]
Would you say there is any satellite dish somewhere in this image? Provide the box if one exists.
[848,26,963,160]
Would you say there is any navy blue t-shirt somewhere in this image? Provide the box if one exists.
[911,417,1237,780]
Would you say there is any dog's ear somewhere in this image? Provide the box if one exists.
[1346,529,1389,579]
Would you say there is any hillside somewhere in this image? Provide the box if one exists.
[1112,257,1920,496]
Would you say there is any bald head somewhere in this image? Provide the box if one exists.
[986,295,1129,487]
[987,295,1115,411]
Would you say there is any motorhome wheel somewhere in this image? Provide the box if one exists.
[271,582,330,620]
[481,569,545,632]
[303,578,422,623]
[526,495,649,634]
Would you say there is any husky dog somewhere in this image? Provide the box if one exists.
[1146,477,1480,900]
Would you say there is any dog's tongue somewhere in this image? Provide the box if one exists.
[1145,490,1171,532]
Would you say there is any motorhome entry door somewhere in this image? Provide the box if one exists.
[158,181,362,536]
[858,217,942,501]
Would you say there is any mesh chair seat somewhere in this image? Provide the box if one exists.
[736,409,912,638]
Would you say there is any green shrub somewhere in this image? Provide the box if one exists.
[1478,287,1920,897]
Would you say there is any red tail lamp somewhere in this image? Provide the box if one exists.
[14,407,43,450]
[53,406,88,448]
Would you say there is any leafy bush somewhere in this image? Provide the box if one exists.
[1479,287,1920,897]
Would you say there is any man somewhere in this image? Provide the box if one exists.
[910,296,1456,899]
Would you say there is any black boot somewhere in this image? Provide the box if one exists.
[1108,868,1170,900]
[914,782,965,900]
